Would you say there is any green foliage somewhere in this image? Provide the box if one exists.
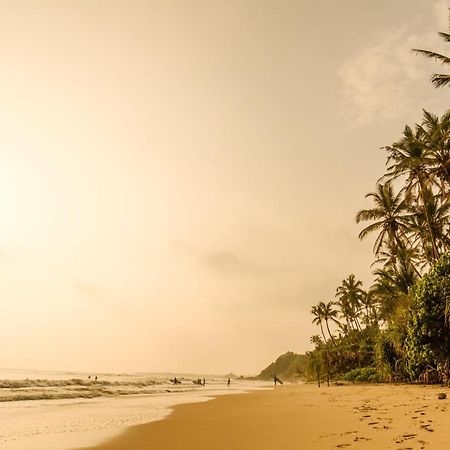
[404,254,450,382]
[342,367,382,383]
[258,351,307,381]
[374,329,408,381]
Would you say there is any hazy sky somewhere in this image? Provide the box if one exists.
[0,0,448,375]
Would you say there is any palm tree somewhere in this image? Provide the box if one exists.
[336,275,365,332]
[418,110,450,189]
[413,31,450,88]
[311,304,328,344]
[407,185,450,259]
[384,125,440,260]
[359,291,379,327]
[356,182,411,258]
[320,301,340,350]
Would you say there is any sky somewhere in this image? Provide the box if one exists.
[0,0,448,375]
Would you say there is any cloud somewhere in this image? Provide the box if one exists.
[338,2,448,125]
[175,242,293,277]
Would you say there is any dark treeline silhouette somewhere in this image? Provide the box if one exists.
[307,12,450,385]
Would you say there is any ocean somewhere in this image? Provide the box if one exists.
[0,368,269,450]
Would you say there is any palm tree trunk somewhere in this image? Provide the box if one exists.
[325,320,339,351]
[319,323,328,344]
[418,176,439,260]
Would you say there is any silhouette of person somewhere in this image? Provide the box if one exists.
[273,374,277,386]
[95,376,98,381]
[227,378,231,386]
[202,378,206,386]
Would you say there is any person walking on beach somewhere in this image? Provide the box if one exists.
[227,378,231,387]
[202,378,206,386]
[273,374,283,385]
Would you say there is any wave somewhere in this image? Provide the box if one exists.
[0,378,159,389]
[0,377,202,402]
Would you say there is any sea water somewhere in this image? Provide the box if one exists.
[0,368,270,450]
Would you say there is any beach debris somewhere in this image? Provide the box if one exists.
[437,392,447,399]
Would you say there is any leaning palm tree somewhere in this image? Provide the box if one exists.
[311,304,327,344]
[321,301,340,348]
[413,31,450,88]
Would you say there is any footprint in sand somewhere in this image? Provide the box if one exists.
[394,433,416,444]
[402,433,417,440]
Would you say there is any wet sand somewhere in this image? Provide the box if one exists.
[79,383,450,450]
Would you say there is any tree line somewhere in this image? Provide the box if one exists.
[307,17,450,385]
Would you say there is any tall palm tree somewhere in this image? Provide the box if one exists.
[407,185,450,259]
[356,182,411,258]
[359,291,379,327]
[413,31,450,88]
[311,304,327,344]
[335,275,365,332]
[384,125,440,260]
[418,110,450,191]
[320,301,340,350]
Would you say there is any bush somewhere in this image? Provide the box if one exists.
[342,367,382,383]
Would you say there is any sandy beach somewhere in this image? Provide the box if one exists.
[79,383,450,450]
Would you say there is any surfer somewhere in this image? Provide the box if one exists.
[273,374,283,385]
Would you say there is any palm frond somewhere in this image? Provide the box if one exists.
[438,32,450,42]
[413,49,450,66]
[430,73,450,88]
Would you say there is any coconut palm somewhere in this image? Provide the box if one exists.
[335,275,365,332]
[311,304,328,344]
[356,182,411,258]
[359,291,379,327]
[407,185,450,259]
[320,301,340,350]
[418,110,450,190]
[384,125,440,260]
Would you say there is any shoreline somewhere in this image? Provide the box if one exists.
[0,380,269,450]
[78,383,450,449]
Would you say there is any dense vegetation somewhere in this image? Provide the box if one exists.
[307,18,450,385]
[258,352,307,381]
